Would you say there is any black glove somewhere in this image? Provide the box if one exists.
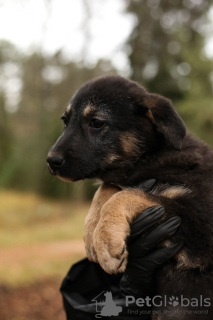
[120,206,182,297]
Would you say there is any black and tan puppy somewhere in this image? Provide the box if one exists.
[47,75,213,319]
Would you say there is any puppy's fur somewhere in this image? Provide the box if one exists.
[47,76,213,319]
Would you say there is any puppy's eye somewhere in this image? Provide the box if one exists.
[61,115,67,125]
[89,118,104,129]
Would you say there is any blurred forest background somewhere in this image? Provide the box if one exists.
[0,0,213,319]
[0,0,213,200]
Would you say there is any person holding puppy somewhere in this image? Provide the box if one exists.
[61,180,182,319]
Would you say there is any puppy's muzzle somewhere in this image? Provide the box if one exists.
[47,155,64,175]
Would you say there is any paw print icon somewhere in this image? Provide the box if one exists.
[168,296,179,307]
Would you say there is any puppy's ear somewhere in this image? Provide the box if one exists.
[137,93,186,150]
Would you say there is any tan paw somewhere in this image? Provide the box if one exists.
[93,220,130,274]
[84,234,98,262]
[84,220,98,263]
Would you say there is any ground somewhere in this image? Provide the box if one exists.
[0,190,89,320]
[0,240,85,320]
[0,279,65,320]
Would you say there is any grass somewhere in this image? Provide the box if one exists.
[0,190,89,247]
[0,255,84,287]
[0,190,90,286]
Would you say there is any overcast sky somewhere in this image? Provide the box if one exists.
[0,0,136,71]
[0,0,212,70]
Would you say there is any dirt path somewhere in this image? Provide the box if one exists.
[0,240,85,267]
[0,240,86,320]
[0,279,65,320]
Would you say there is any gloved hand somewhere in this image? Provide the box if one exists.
[120,179,182,298]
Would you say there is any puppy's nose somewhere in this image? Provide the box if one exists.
[47,155,64,168]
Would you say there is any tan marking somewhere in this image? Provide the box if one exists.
[146,109,155,124]
[144,96,157,109]
[58,176,73,182]
[120,133,139,155]
[89,184,121,213]
[66,104,71,113]
[83,105,96,117]
[84,183,120,262]
[84,185,160,274]
[160,241,203,270]
[92,188,159,273]
[107,154,120,163]
[176,250,204,270]
[159,186,191,199]
[162,240,172,248]
[159,241,204,270]
[102,188,159,222]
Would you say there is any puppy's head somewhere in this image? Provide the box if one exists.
[47,75,186,183]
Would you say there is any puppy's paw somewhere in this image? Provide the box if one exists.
[93,220,130,274]
[84,236,98,262]
[84,222,98,263]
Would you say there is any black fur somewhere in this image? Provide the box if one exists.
[47,75,213,319]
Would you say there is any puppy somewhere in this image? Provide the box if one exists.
[47,75,213,319]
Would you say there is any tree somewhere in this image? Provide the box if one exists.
[0,41,20,187]
[126,0,213,100]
